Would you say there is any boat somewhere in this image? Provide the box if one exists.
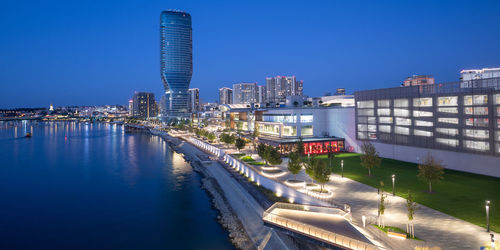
[25,132,32,138]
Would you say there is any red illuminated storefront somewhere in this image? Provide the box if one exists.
[302,140,344,155]
[258,137,345,155]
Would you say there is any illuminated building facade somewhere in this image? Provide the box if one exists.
[132,92,158,119]
[355,77,500,177]
[160,10,193,116]
[402,75,435,87]
[266,76,303,103]
[188,88,199,113]
[219,87,233,104]
[219,103,357,155]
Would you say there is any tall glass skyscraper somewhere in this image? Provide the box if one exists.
[160,10,193,116]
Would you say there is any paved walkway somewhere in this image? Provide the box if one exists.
[263,155,496,249]
[193,139,496,249]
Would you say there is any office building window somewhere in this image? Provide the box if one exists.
[357,116,368,123]
[368,125,377,132]
[394,108,410,117]
[496,107,500,116]
[395,126,410,135]
[300,114,313,123]
[414,129,433,137]
[378,100,390,107]
[357,124,367,131]
[357,109,374,116]
[496,131,500,141]
[464,95,488,105]
[438,107,458,114]
[438,96,458,106]
[415,120,433,127]
[358,132,368,139]
[379,125,391,133]
[357,100,374,108]
[301,125,313,136]
[377,108,391,116]
[465,118,489,127]
[464,140,490,151]
[436,138,459,147]
[464,129,489,139]
[283,126,297,136]
[368,117,377,124]
[436,128,459,136]
[438,117,459,124]
[413,110,433,117]
[368,133,377,140]
[378,117,393,124]
[497,118,500,129]
[413,97,433,107]
[494,94,500,105]
[396,117,411,126]
[464,107,488,115]
[394,99,409,107]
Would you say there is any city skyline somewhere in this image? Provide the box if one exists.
[1,0,500,108]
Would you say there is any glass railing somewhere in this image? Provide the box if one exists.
[263,203,378,250]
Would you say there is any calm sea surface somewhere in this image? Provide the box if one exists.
[0,121,233,250]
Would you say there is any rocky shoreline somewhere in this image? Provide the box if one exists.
[153,132,254,249]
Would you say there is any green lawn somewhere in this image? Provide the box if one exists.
[310,153,500,232]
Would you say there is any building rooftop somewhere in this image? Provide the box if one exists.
[355,76,500,99]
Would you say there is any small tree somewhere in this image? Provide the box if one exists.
[207,132,216,141]
[360,142,381,176]
[236,122,243,134]
[235,137,246,152]
[313,160,330,193]
[406,191,418,238]
[327,144,335,171]
[296,137,305,156]
[267,147,283,167]
[378,191,387,228]
[287,152,302,180]
[257,143,267,162]
[417,154,444,193]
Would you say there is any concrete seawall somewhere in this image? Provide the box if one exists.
[188,137,331,207]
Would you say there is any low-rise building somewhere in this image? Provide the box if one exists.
[355,76,500,177]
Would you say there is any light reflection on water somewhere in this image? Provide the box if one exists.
[0,121,233,250]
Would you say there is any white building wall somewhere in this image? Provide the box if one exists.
[326,107,359,152]
[367,141,500,177]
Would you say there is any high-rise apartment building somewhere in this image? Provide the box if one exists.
[402,75,435,87]
[160,10,193,116]
[266,76,303,103]
[188,88,200,113]
[131,92,157,118]
[219,87,233,104]
[257,85,267,103]
[233,83,257,104]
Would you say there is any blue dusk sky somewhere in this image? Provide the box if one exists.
[1,0,500,108]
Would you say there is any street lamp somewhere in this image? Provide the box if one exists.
[341,160,344,178]
[486,200,491,232]
[392,174,396,196]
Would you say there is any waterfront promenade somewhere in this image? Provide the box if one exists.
[181,132,496,249]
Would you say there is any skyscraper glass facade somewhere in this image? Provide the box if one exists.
[160,10,193,116]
